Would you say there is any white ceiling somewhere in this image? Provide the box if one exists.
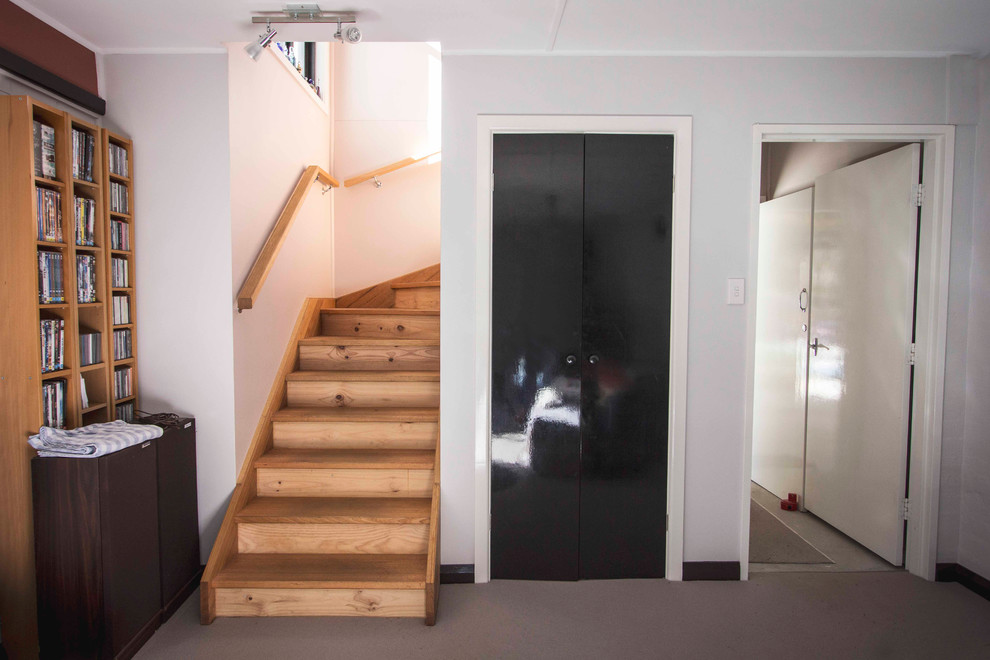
[13,0,990,57]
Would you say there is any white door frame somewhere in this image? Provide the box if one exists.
[473,115,693,582]
[742,124,956,581]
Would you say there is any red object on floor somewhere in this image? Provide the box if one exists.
[780,497,799,511]
[788,493,799,503]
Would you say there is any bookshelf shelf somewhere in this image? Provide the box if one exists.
[40,368,71,380]
[34,176,65,188]
[81,403,108,415]
[73,178,98,189]
[108,172,131,183]
[79,362,105,372]
[110,211,132,219]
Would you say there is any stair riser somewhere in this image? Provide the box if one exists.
[393,287,440,310]
[238,523,428,554]
[272,421,438,449]
[257,468,434,497]
[287,381,440,408]
[215,588,425,617]
[321,313,439,339]
[299,344,439,371]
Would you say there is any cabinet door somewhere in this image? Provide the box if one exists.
[490,133,585,580]
[99,441,161,656]
[156,419,200,619]
[580,134,672,579]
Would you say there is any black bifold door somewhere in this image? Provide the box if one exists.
[491,133,673,580]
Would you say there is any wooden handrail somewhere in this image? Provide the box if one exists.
[343,151,440,188]
[236,166,339,311]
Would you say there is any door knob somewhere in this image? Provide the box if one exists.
[565,355,577,365]
[588,355,599,364]
[810,338,830,356]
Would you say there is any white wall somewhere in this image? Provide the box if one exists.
[102,54,236,562]
[959,58,990,579]
[332,42,441,295]
[441,55,977,566]
[227,44,334,470]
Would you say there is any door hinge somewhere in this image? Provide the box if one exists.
[491,171,495,192]
[666,514,669,531]
[912,184,924,207]
[908,343,917,366]
[900,497,911,521]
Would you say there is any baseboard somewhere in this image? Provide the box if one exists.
[115,610,160,660]
[162,566,206,623]
[935,562,990,601]
[440,564,475,584]
[682,561,741,581]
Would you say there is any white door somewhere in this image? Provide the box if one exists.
[752,189,813,501]
[804,144,920,566]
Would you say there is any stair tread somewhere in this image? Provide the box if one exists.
[299,336,439,346]
[256,448,435,469]
[236,497,431,524]
[272,407,439,423]
[391,281,440,289]
[214,553,427,589]
[287,370,439,382]
[322,308,438,316]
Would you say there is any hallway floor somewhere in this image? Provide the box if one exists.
[750,481,899,574]
[137,574,990,659]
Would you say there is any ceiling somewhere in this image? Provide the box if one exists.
[13,0,990,57]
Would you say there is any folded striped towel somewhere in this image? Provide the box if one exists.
[29,420,163,458]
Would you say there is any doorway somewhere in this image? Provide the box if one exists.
[473,115,692,583]
[743,125,956,581]
[489,133,672,580]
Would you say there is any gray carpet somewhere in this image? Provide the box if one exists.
[749,499,832,564]
[136,575,990,659]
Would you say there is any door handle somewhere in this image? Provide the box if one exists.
[588,355,599,364]
[799,288,808,311]
[565,355,577,365]
[810,338,829,356]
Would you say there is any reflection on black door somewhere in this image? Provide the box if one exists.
[491,133,673,580]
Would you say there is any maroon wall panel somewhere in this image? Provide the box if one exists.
[0,0,99,95]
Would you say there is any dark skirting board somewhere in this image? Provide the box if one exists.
[682,562,741,581]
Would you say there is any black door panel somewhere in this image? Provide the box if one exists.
[490,133,672,581]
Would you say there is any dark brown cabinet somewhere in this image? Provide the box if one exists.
[32,418,199,659]
[151,418,200,621]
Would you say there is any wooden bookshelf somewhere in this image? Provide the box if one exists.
[102,129,138,421]
[0,95,133,654]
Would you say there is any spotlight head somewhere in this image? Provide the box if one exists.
[344,26,362,44]
[245,23,277,60]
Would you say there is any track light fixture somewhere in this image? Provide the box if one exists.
[334,21,362,44]
[251,4,362,44]
[245,22,277,60]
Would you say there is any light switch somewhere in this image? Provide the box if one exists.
[727,278,745,305]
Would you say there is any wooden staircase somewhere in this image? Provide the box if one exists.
[201,288,440,624]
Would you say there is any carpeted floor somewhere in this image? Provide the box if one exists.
[749,499,832,564]
[136,574,990,659]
